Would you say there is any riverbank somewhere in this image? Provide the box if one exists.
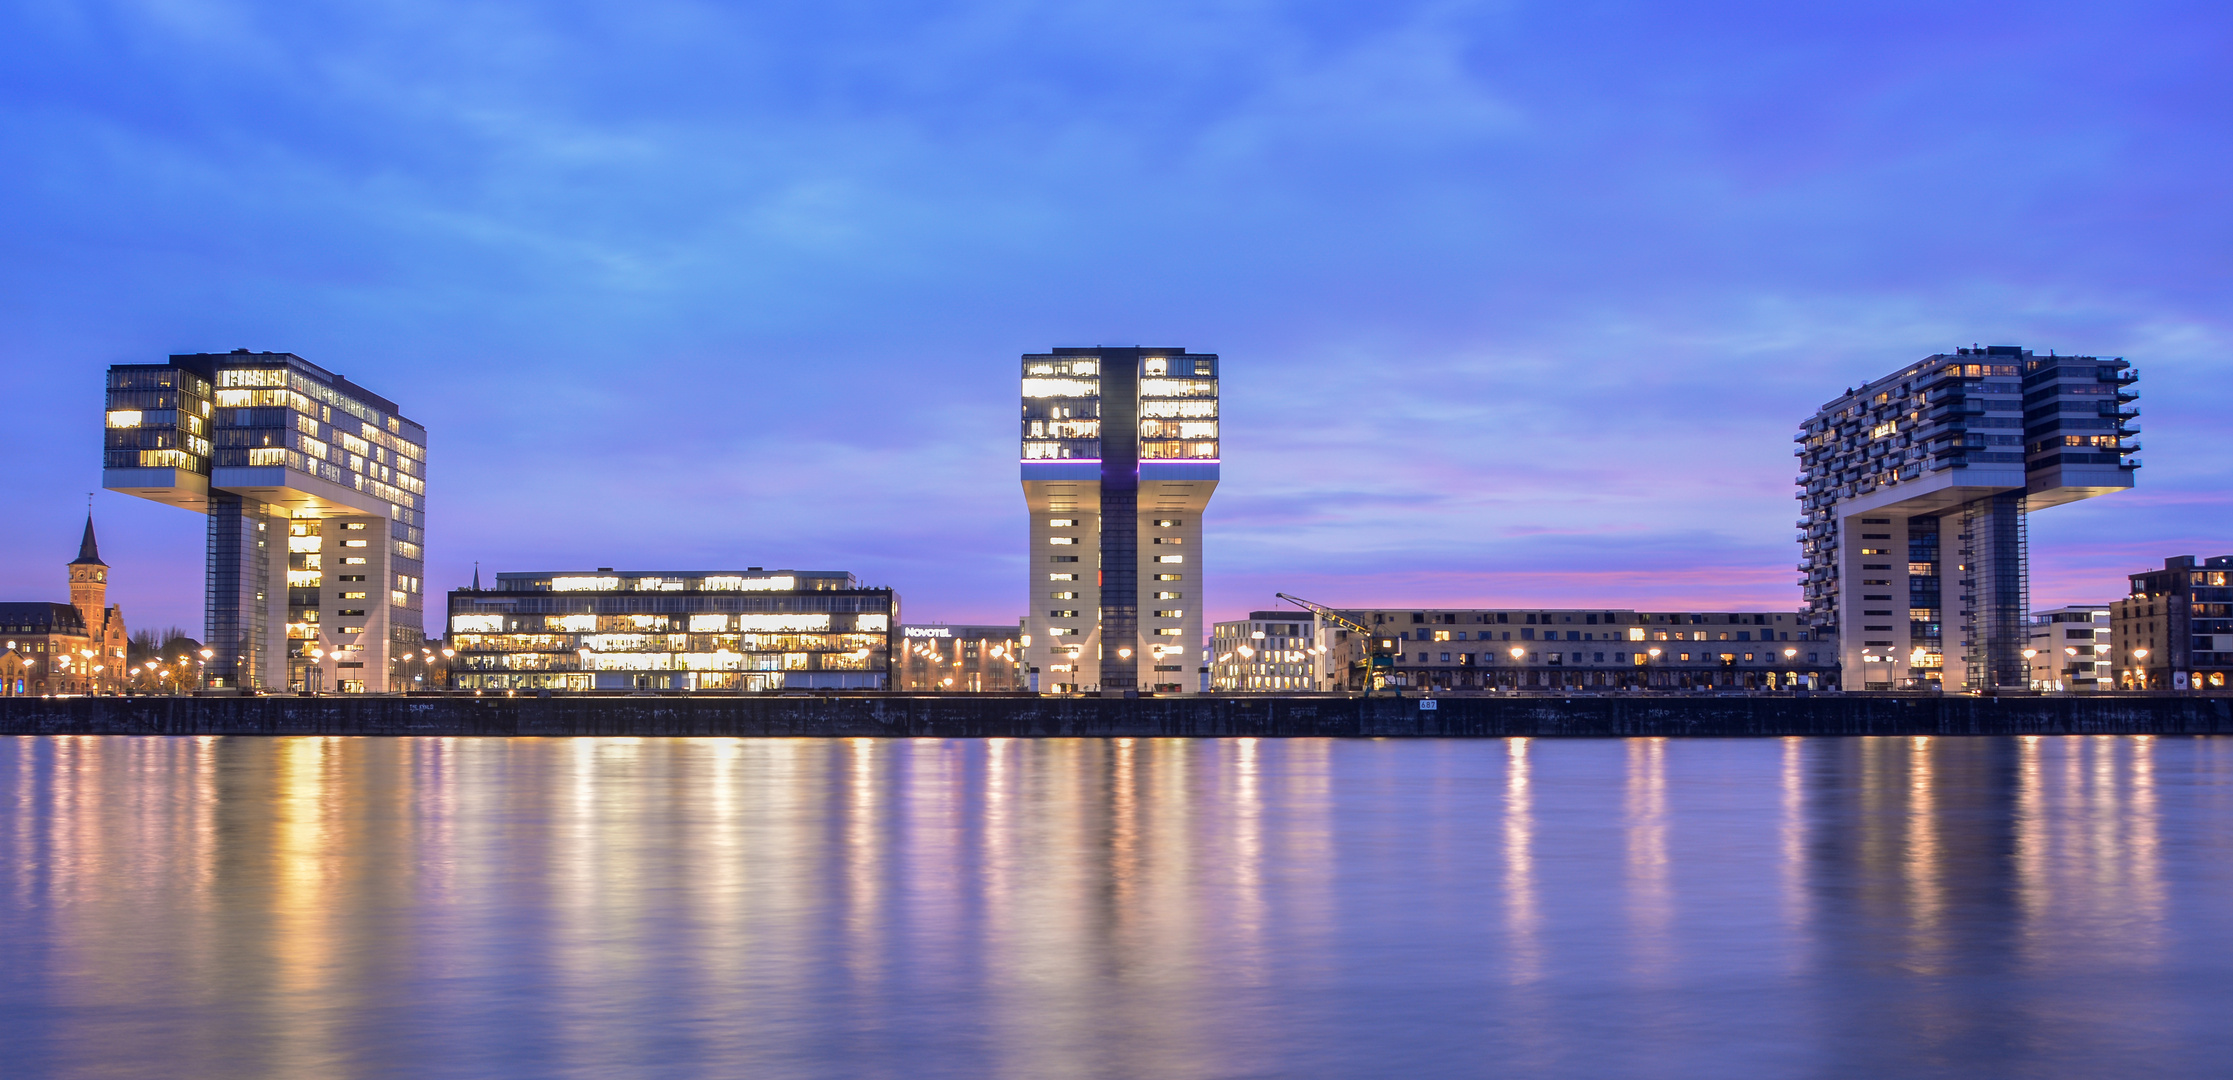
[4,693,2230,737]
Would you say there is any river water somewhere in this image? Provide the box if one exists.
[2,735,2227,1078]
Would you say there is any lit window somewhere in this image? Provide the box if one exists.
[341,540,368,548]
[1154,573,1182,581]
[1049,518,1078,527]
[105,410,143,428]
[342,558,367,566]
[1153,555,1183,563]
[1154,628,1182,636]
[1153,592,1181,600]
[1154,609,1184,618]
[339,592,368,600]
[1049,537,1076,545]
[1050,573,1079,581]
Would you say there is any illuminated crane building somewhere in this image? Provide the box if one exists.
[1796,345,2136,692]
[1021,347,1219,695]
[102,351,428,693]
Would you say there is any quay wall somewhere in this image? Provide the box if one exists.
[3,694,2232,738]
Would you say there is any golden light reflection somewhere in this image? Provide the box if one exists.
[1625,738,1671,975]
[1504,737,1540,984]
[272,737,341,1077]
[1905,736,1945,970]
[1779,736,1807,947]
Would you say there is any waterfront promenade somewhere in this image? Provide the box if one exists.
[4,693,2230,738]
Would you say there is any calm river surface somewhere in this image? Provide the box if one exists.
[3,735,2229,1078]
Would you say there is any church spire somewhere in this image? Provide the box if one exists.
[70,512,106,568]
[472,561,481,590]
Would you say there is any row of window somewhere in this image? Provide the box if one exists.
[1406,650,1821,666]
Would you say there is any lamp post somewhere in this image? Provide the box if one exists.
[2022,648,2039,691]
[1647,647,1662,692]
[1510,646,1526,693]
[2133,647,2150,690]
[198,648,212,693]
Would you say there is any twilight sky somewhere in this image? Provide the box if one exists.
[3,0,2229,633]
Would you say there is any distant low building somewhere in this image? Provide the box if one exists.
[446,568,897,692]
[1212,613,1315,692]
[897,624,1024,691]
[2110,556,2233,691]
[2028,605,2112,691]
[1277,607,1836,693]
[0,515,129,696]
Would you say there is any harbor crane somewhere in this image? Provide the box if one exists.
[1273,592,1401,694]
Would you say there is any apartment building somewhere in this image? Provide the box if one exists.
[1797,346,2136,692]
[1306,608,1836,693]
[1021,346,1218,695]
[2027,605,2112,691]
[2110,556,2233,691]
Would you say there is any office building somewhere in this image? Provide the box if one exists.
[1020,346,1218,695]
[102,351,428,693]
[0,516,130,696]
[2110,556,2233,690]
[2027,605,2112,692]
[898,624,1024,691]
[1797,346,2136,692]
[1286,607,1834,692]
[1211,613,1317,692]
[447,568,896,692]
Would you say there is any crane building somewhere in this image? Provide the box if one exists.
[1796,345,2136,692]
[1021,346,1218,695]
[102,351,428,693]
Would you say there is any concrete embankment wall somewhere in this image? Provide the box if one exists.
[3,694,2231,737]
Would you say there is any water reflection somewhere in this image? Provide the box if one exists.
[0,736,2225,1079]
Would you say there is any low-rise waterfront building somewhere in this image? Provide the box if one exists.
[898,624,1024,691]
[0,516,129,696]
[1298,608,1837,692]
[2110,556,2233,691]
[447,568,897,692]
[1212,613,1317,692]
[2028,605,2112,691]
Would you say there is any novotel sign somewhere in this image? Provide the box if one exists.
[903,627,954,638]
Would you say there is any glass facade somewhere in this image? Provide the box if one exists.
[447,571,897,692]
[104,352,428,692]
[898,624,1024,691]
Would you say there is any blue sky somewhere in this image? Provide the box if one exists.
[2,0,2228,632]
